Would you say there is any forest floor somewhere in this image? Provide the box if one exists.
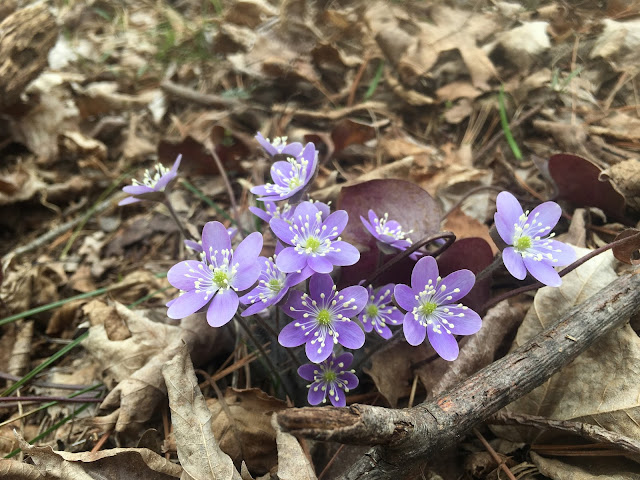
[2,0,640,478]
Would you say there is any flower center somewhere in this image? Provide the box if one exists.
[213,269,229,287]
[317,309,332,325]
[267,278,282,293]
[420,301,437,317]
[323,371,337,382]
[304,236,321,252]
[133,163,170,189]
[515,235,532,252]
[366,304,379,317]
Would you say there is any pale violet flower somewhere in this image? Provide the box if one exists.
[298,353,359,407]
[270,201,359,275]
[256,132,303,157]
[279,274,367,363]
[119,155,181,206]
[394,256,481,361]
[251,142,317,202]
[359,284,404,339]
[167,222,262,327]
[494,191,576,287]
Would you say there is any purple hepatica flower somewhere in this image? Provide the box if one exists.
[184,227,237,254]
[256,132,303,158]
[359,284,404,340]
[394,256,481,361]
[167,221,262,327]
[494,191,576,287]
[279,274,367,363]
[249,201,294,224]
[119,155,182,206]
[360,210,415,255]
[298,353,358,407]
[239,255,306,316]
[250,142,317,202]
[270,201,360,275]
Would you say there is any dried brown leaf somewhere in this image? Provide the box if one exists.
[207,388,286,475]
[494,249,640,443]
[162,343,241,480]
[0,459,47,479]
[612,229,640,266]
[84,302,229,433]
[271,415,317,480]
[15,431,181,479]
[531,452,640,480]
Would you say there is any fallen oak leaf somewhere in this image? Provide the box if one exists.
[84,302,231,433]
[612,228,640,266]
[271,415,317,480]
[163,343,241,480]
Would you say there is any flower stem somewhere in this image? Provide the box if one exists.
[475,253,504,283]
[482,233,640,312]
[163,196,189,240]
[365,231,456,285]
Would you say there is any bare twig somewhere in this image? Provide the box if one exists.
[160,80,241,109]
[488,411,640,457]
[473,428,517,480]
[276,271,640,479]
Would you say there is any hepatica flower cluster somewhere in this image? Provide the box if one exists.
[121,131,577,408]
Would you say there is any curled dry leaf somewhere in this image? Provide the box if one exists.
[207,388,287,475]
[601,158,640,212]
[14,430,181,479]
[0,459,43,480]
[531,451,640,480]
[493,249,640,444]
[271,415,317,480]
[612,229,640,266]
[162,343,241,480]
[83,302,229,433]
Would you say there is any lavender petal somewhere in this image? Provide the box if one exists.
[308,255,334,273]
[403,314,426,346]
[307,382,327,405]
[206,289,239,327]
[394,284,417,311]
[440,306,482,335]
[428,329,459,361]
[278,321,307,347]
[167,260,201,291]
[411,256,439,292]
[275,247,307,273]
[324,242,360,267]
[202,222,231,260]
[297,364,318,382]
[167,291,210,319]
[502,247,527,280]
[334,321,365,349]
[523,257,561,287]
[269,218,296,245]
[528,201,562,236]
[309,274,335,299]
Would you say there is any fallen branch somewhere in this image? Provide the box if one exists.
[276,271,640,479]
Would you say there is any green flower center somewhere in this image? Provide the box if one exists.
[323,371,337,382]
[366,304,379,317]
[268,278,282,293]
[213,270,228,286]
[317,309,332,325]
[420,301,437,317]
[305,237,321,251]
[515,235,532,252]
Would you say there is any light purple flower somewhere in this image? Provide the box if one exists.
[494,191,576,287]
[249,201,294,224]
[298,353,359,407]
[250,142,317,202]
[119,155,182,206]
[359,284,404,340]
[270,202,360,275]
[256,132,304,158]
[239,255,306,316]
[279,274,367,363]
[167,221,263,327]
[394,256,481,361]
[360,210,413,253]
[184,227,237,254]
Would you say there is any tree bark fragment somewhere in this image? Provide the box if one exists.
[277,271,640,479]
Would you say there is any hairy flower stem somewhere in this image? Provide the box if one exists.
[475,253,504,283]
[482,232,640,312]
[234,314,295,400]
[365,231,456,285]
[162,197,189,240]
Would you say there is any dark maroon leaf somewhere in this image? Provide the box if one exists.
[336,179,441,286]
[437,237,493,313]
[548,153,626,221]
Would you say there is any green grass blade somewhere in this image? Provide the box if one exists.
[498,86,522,161]
[364,60,385,100]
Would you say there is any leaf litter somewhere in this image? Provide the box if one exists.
[1,0,640,478]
